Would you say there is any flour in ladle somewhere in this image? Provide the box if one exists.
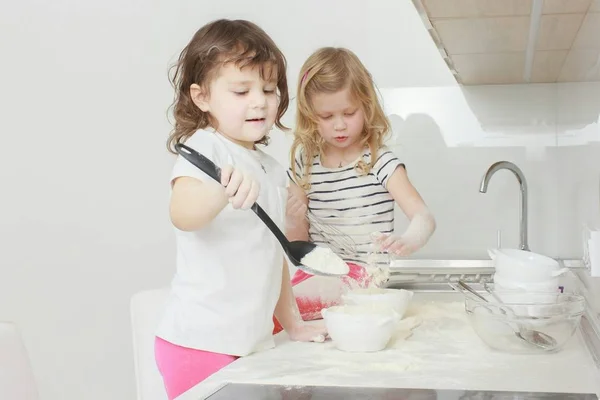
[300,246,350,275]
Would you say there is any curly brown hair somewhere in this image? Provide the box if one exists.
[166,19,289,153]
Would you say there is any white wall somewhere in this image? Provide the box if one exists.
[555,83,600,256]
[0,1,598,400]
[383,83,600,259]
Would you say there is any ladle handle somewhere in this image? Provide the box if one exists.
[175,143,222,182]
[175,143,291,249]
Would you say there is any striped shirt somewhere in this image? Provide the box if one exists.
[288,146,405,267]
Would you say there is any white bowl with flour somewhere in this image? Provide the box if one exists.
[342,288,414,319]
[321,305,397,352]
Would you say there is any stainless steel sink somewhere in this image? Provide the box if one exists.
[387,258,494,290]
[390,258,494,269]
[386,258,587,290]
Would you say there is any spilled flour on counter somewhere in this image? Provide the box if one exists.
[217,297,598,395]
[289,304,470,377]
[388,315,423,347]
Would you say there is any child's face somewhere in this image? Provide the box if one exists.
[193,62,279,149]
[312,87,365,150]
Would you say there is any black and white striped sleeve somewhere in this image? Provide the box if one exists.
[287,148,304,184]
[373,147,405,188]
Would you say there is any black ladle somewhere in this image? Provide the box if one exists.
[175,143,348,277]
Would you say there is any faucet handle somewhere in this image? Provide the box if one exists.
[496,229,502,249]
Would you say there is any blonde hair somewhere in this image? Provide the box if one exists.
[290,47,390,190]
[166,19,289,154]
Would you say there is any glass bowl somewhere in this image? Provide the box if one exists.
[464,291,585,354]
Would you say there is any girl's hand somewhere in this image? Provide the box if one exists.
[220,165,260,210]
[288,321,328,343]
[374,233,422,256]
[373,210,435,256]
[286,189,308,225]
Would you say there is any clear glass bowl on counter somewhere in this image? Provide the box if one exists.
[464,290,585,354]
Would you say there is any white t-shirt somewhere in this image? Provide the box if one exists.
[156,129,288,357]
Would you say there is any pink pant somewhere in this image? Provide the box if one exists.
[154,337,238,399]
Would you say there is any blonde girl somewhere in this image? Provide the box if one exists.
[284,47,436,321]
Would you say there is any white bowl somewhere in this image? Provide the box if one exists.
[341,288,413,319]
[489,248,567,282]
[493,274,560,292]
[321,305,396,352]
[493,274,560,305]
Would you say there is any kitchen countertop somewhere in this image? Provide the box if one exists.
[178,295,600,400]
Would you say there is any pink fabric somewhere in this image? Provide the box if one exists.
[154,337,238,400]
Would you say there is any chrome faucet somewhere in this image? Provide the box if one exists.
[479,161,529,251]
